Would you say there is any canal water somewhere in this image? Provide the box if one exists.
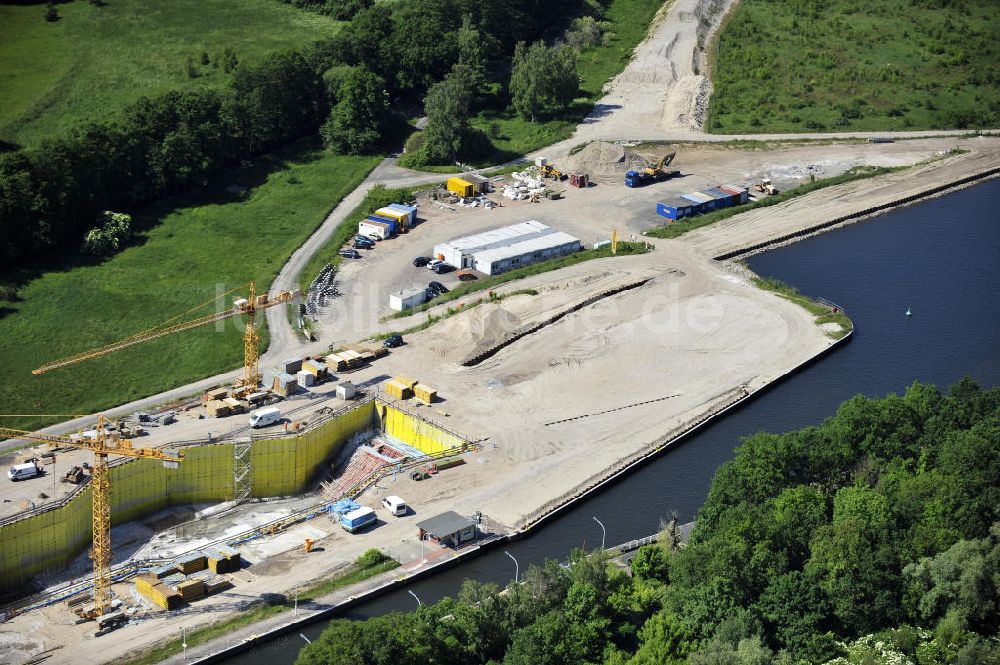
[225,178,1000,663]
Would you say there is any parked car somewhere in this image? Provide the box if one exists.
[365,233,382,242]
[382,495,407,516]
[412,256,431,267]
[426,259,443,270]
[355,237,374,249]
[457,271,477,282]
[428,281,448,295]
[339,249,361,259]
[431,262,454,274]
[383,334,403,348]
[353,241,371,250]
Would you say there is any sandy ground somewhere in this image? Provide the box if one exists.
[0,228,835,665]
[572,0,736,142]
[1,135,996,519]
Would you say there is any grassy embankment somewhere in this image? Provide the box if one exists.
[120,550,398,665]
[645,165,905,240]
[752,276,852,339]
[0,147,379,431]
[373,242,653,339]
[706,0,1000,133]
[0,0,340,147]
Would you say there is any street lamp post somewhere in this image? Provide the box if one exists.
[182,627,187,660]
[505,550,519,584]
[593,516,606,551]
[408,589,422,607]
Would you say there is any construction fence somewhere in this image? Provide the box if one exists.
[0,401,378,595]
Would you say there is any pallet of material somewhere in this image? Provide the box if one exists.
[175,579,206,601]
[205,388,229,401]
[152,563,177,579]
[144,583,181,610]
[205,546,241,573]
[385,380,413,400]
[176,552,207,574]
[353,344,388,360]
[413,384,437,404]
[435,457,465,471]
[393,375,418,389]
[325,353,350,371]
[340,349,364,367]
[205,400,231,418]
[222,397,244,414]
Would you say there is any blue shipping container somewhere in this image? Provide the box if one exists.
[366,215,398,235]
[657,198,697,220]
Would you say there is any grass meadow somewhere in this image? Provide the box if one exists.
[0,146,378,430]
[707,0,1000,133]
[0,0,341,146]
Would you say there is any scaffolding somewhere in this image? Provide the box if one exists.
[233,437,252,504]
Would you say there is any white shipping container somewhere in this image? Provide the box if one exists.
[389,288,427,312]
[296,370,316,387]
[359,221,390,240]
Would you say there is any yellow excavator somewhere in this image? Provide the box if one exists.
[625,152,679,187]
[539,164,566,181]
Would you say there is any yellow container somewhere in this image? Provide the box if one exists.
[446,177,474,198]
[413,384,437,405]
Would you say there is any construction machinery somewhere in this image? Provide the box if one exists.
[754,178,777,195]
[63,464,86,484]
[625,152,679,187]
[539,164,566,181]
[32,282,298,394]
[0,415,183,619]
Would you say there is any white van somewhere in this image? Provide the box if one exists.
[382,495,407,517]
[248,406,281,429]
[8,463,40,481]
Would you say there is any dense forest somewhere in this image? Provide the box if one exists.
[0,0,597,270]
[297,379,1000,665]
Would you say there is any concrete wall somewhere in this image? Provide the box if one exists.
[0,402,377,595]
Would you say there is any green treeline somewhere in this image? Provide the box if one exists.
[298,379,1000,665]
[0,0,594,270]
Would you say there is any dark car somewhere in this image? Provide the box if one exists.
[412,256,431,267]
[457,272,477,282]
[355,236,375,247]
[383,333,403,348]
[428,281,448,295]
[431,262,454,274]
[354,240,372,250]
[338,249,361,259]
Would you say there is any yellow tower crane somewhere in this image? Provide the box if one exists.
[0,416,183,618]
[32,282,298,392]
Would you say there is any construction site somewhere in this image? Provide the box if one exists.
[1,131,999,664]
[2,0,1000,656]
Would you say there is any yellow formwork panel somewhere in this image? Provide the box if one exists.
[380,405,465,455]
[0,401,377,595]
[251,400,376,496]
